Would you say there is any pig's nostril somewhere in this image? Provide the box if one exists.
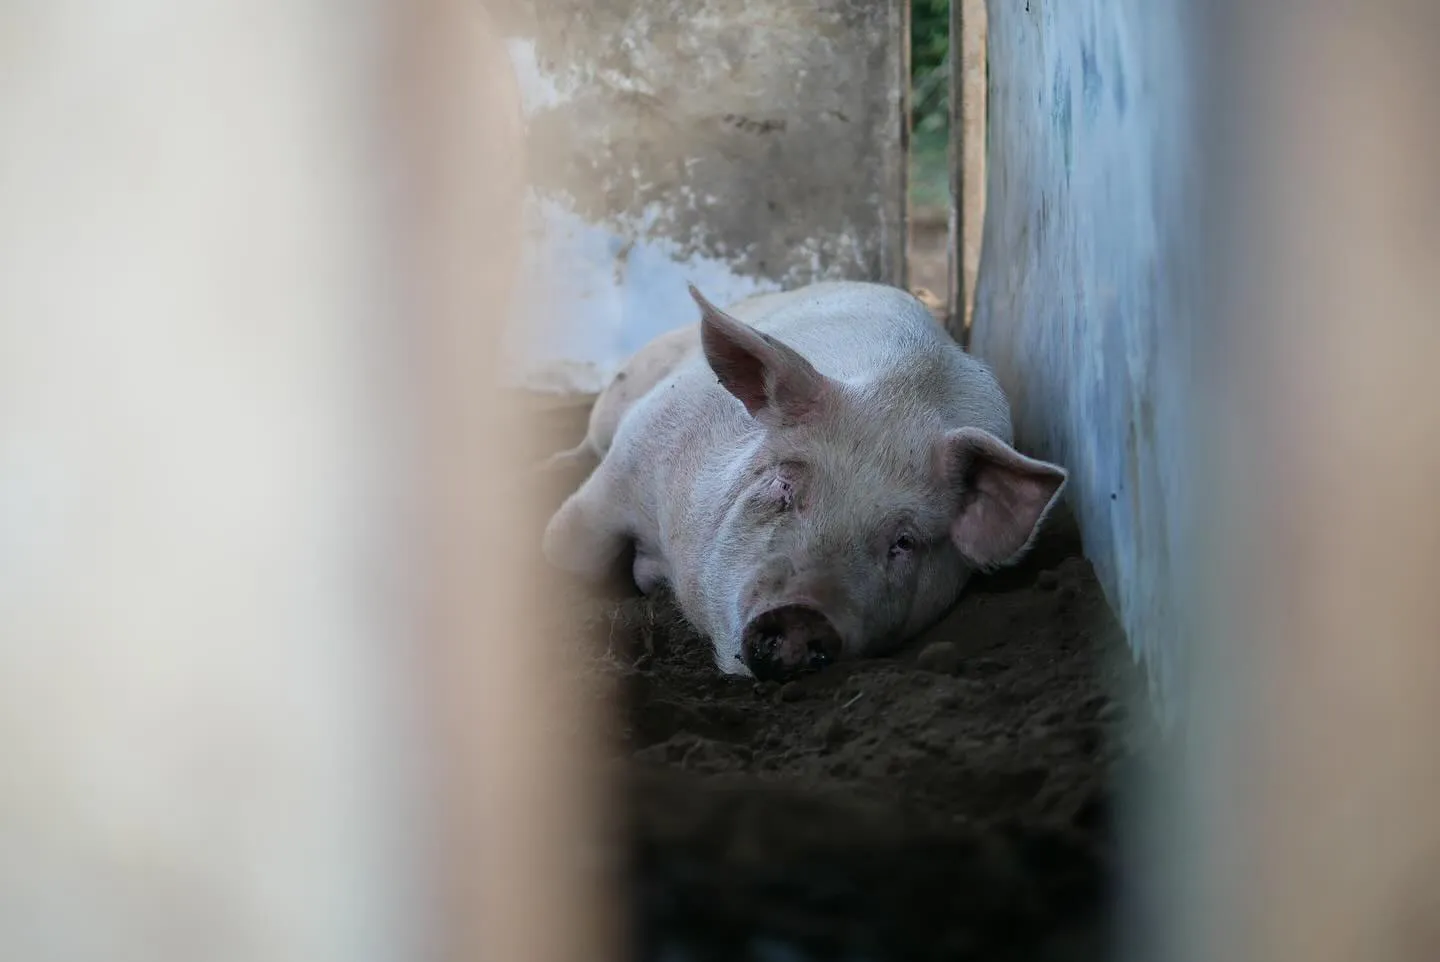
[743,604,842,679]
[806,640,834,669]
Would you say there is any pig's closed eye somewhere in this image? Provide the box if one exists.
[888,533,916,559]
[762,475,795,510]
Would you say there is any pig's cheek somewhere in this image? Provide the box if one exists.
[880,563,923,626]
[907,557,962,628]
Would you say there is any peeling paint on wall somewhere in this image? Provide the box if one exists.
[497,0,907,393]
[501,195,777,393]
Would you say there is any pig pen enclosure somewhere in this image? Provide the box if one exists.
[13,1,1440,960]
[526,409,1152,960]
[504,0,1185,958]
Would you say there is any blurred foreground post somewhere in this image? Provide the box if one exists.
[0,2,420,960]
[0,1,615,960]
[391,1,621,961]
[1164,2,1440,961]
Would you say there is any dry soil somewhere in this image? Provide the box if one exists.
[523,397,1154,962]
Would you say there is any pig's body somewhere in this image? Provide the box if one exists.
[543,281,1066,679]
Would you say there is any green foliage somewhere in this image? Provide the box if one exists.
[910,0,951,210]
[910,0,949,135]
[912,0,950,77]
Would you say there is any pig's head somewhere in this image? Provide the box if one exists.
[688,285,1068,681]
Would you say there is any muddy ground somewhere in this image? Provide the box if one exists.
[524,396,1155,962]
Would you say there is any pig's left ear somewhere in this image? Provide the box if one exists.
[688,283,831,425]
[937,427,1068,570]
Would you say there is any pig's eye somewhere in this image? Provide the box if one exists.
[762,474,795,509]
[888,533,917,559]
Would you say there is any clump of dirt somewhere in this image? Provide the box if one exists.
[525,397,1154,961]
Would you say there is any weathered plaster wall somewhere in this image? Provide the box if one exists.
[970,0,1199,716]
[499,0,908,393]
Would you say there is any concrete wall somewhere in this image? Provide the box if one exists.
[498,0,908,393]
[968,0,1199,716]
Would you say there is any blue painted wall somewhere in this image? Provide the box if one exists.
[970,0,1200,718]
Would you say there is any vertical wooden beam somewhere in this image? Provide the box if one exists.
[1160,2,1440,961]
[0,3,420,960]
[387,2,622,962]
[0,2,620,960]
[949,0,987,343]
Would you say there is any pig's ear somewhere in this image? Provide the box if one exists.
[688,284,830,424]
[938,427,1068,570]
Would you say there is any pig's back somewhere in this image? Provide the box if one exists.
[736,282,1012,440]
[616,280,1006,468]
[724,281,945,381]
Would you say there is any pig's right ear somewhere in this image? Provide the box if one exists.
[688,284,830,425]
[938,427,1068,571]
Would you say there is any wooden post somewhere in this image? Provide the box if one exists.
[387,1,622,961]
[0,3,422,960]
[949,0,988,343]
[0,2,619,961]
[1154,3,1440,961]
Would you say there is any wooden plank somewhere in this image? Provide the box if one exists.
[949,0,988,340]
[391,3,621,961]
[1154,2,1440,960]
[0,2,423,959]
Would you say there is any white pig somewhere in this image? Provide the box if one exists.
[541,281,1068,680]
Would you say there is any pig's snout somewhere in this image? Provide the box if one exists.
[741,604,842,681]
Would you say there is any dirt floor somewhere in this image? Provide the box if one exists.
[908,210,951,327]
[525,392,1154,962]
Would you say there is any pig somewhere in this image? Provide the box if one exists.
[540,281,1068,681]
